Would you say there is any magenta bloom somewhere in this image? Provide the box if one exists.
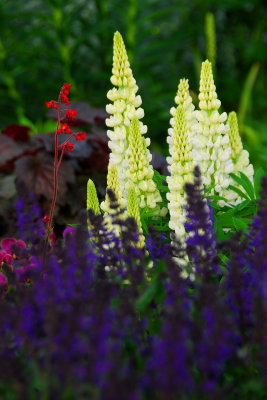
[63,227,76,240]
[1,237,26,255]
[0,272,8,298]
[0,250,12,265]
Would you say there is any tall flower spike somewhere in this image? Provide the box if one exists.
[168,79,196,168]
[87,179,101,215]
[125,118,165,215]
[174,79,195,126]
[192,60,234,205]
[228,111,254,183]
[100,164,126,213]
[127,185,145,248]
[166,105,194,238]
[106,31,148,196]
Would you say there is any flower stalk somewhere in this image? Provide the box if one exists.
[43,83,86,258]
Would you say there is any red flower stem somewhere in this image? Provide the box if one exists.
[56,147,66,172]
[58,132,76,148]
[47,96,61,232]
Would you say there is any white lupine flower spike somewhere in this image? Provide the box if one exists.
[106,31,147,197]
[126,117,165,215]
[192,59,235,205]
[166,105,194,238]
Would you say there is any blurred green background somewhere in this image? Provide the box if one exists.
[0,0,266,169]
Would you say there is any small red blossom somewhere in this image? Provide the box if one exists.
[45,100,58,109]
[65,109,78,120]
[43,215,50,224]
[60,93,71,106]
[57,123,72,135]
[63,83,72,90]
[64,142,74,152]
[75,132,86,141]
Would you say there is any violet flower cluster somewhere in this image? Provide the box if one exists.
[0,169,267,399]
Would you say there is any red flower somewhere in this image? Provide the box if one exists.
[63,83,72,90]
[57,123,72,135]
[45,100,58,109]
[75,132,86,141]
[65,109,78,120]
[64,142,74,152]
[60,93,71,106]
[43,215,50,224]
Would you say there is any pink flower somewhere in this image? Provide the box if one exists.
[63,226,76,240]
[1,237,26,255]
[0,250,12,265]
[0,272,8,298]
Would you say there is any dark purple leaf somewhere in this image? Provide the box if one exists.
[47,101,108,126]
[0,135,24,166]
[14,151,75,204]
[2,124,31,142]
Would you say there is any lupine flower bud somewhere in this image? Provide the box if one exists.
[106,31,147,195]
[101,165,126,213]
[127,185,145,248]
[167,106,194,238]
[126,118,163,212]
[87,179,101,215]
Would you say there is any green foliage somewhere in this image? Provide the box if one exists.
[0,0,266,168]
[207,169,264,240]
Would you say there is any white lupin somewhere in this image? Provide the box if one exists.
[193,60,234,205]
[106,31,149,196]
[166,103,194,238]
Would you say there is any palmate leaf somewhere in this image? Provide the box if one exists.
[229,172,255,200]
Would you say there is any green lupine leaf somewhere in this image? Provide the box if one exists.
[234,199,252,211]
[238,171,255,199]
[229,172,255,200]
[216,215,236,229]
[209,201,223,210]
[232,217,250,232]
[234,205,256,218]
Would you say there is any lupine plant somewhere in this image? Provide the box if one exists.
[87,31,254,245]
[0,30,265,399]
